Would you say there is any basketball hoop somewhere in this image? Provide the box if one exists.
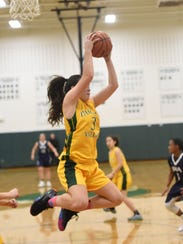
[9,0,40,21]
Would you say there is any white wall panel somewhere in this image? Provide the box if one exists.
[0,24,183,132]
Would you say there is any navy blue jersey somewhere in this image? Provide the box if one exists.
[168,153,183,183]
[38,141,49,161]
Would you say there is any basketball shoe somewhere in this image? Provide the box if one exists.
[30,189,57,216]
[128,213,143,221]
[58,208,78,231]
[178,225,183,232]
[103,208,117,214]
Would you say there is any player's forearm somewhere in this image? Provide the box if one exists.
[111,164,122,176]
[48,142,58,155]
[166,173,174,187]
[31,149,35,157]
[52,147,58,155]
[105,58,118,91]
[0,192,11,200]
[0,199,11,206]
[82,50,94,81]
[0,193,7,200]
[48,142,59,157]
[0,199,17,208]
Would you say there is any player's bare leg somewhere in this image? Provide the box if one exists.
[37,166,45,187]
[45,167,51,187]
[30,182,122,231]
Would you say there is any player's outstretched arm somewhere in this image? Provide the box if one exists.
[47,141,59,157]
[92,54,118,107]
[63,35,94,119]
[107,148,123,179]
[31,142,38,160]
[64,36,93,103]
[0,199,18,208]
[161,168,174,196]
[0,188,19,200]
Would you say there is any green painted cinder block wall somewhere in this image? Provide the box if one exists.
[0,123,182,168]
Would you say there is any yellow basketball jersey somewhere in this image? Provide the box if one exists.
[109,146,130,173]
[0,236,4,244]
[61,99,100,163]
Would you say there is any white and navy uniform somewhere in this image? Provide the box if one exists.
[37,141,50,167]
[165,153,183,203]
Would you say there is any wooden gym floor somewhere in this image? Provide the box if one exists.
[1,160,183,244]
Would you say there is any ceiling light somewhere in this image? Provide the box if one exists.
[0,0,6,7]
[105,14,116,24]
[9,20,22,29]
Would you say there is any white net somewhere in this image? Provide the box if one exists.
[9,0,40,21]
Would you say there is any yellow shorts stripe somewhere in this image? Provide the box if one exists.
[112,171,132,191]
[64,160,77,188]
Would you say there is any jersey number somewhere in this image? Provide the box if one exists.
[91,117,96,130]
[176,172,181,181]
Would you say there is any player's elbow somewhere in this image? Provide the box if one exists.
[113,82,119,90]
[110,82,118,92]
[82,66,94,80]
[84,73,94,82]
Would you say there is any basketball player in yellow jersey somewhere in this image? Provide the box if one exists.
[30,34,123,231]
[105,136,143,221]
[0,235,4,244]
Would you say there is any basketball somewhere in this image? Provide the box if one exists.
[91,31,112,58]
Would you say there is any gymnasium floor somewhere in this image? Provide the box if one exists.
[1,161,183,244]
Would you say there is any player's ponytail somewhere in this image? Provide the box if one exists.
[47,76,66,126]
[47,75,81,126]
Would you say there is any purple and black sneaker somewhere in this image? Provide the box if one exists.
[58,208,78,231]
[30,189,57,216]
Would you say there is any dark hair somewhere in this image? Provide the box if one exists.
[110,136,119,147]
[47,74,81,126]
[171,138,183,151]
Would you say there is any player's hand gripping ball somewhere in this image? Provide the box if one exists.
[91,31,112,58]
